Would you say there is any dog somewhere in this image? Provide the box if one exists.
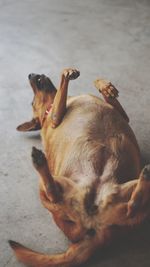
[9,68,150,267]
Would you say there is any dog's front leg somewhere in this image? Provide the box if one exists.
[50,68,80,128]
[94,78,129,122]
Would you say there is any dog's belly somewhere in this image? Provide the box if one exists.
[42,94,141,185]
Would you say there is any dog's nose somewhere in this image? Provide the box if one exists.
[28,73,35,80]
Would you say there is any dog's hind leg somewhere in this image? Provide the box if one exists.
[126,164,150,218]
[50,68,80,128]
[31,147,63,204]
[94,79,129,123]
[103,165,150,227]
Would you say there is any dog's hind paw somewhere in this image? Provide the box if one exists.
[31,147,46,168]
[127,164,150,217]
[127,192,142,217]
[141,164,150,180]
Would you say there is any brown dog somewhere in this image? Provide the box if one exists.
[9,68,150,267]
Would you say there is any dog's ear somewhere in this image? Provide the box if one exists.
[16,118,41,132]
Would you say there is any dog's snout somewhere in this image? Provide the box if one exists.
[28,73,32,80]
[28,73,35,80]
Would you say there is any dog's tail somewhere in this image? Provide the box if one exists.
[8,238,95,267]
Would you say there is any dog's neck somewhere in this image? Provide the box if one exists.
[40,104,53,127]
[36,93,54,128]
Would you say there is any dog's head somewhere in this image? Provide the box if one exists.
[17,73,56,131]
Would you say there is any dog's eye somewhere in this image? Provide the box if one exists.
[37,78,41,85]
[36,77,42,89]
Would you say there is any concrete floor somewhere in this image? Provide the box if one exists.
[0,0,150,266]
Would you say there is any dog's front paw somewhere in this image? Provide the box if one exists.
[32,147,46,168]
[63,68,80,80]
[94,79,119,98]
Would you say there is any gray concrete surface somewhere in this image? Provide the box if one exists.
[0,0,150,266]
